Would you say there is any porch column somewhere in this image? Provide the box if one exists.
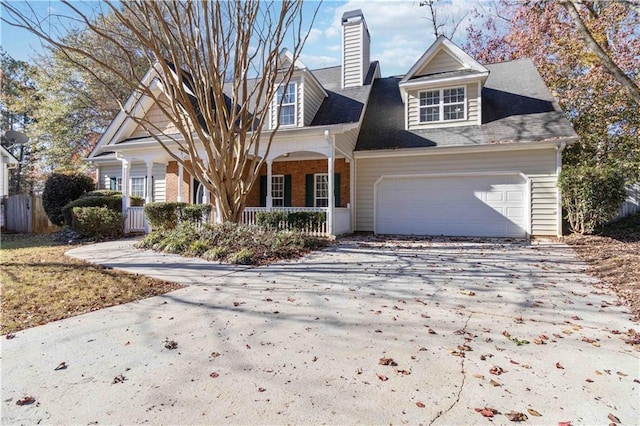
[177,162,184,202]
[145,161,154,203]
[95,165,101,190]
[119,158,130,212]
[266,159,273,211]
[327,145,335,236]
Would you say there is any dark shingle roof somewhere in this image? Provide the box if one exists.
[356,58,577,151]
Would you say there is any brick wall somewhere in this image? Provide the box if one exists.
[246,158,350,207]
[165,161,192,202]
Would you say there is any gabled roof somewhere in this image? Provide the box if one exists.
[356,59,578,151]
[400,36,488,84]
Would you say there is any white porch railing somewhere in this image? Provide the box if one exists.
[242,207,330,236]
[125,206,147,233]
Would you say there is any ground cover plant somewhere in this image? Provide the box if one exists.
[566,213,640,320]
[0,234,183,334]
[137,221,329,265]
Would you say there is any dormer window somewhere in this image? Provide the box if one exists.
[277,82,297,126]
[419,86,466,123]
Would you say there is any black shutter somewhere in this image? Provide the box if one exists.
[305,174,314,207]
[284,175,292,207]
[259,175,267,207]
[334,173,340,207]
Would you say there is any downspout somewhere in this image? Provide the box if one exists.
[326,129,334,236]
[556,142,567,238]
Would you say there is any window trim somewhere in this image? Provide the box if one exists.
[418,86,467,123]
[314,173,329,208]
[276,82,297,127]
[271,174,285,207]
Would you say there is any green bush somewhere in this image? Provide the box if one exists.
[83,190,121,198]
[136,221,328,264]
[42,173,95,226]
[62,196,122,226]
[144,202,188,229]
[71,207,124,239]
[256,211,326,231]
[179,204,212,224]
[558,166,627,234]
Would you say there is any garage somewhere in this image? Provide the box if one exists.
[375,172,529,238]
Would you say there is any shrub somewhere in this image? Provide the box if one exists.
[62,196,122,226]
[203,247,227,261]
[144,202,188,229]
[229,248,256,265]
[71,207,124,239]
[43,173,95,226]
[256,211,326,231]
[179,204,212,225]
[558,166,627,234]
[188,240,210,256]
[83,190,121,198]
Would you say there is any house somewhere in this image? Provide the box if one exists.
[88,10,578,238]
[1,145,18,197]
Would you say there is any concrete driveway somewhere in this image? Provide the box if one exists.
[2,237,638,425]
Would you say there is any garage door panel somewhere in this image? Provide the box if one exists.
[376,174,527,238]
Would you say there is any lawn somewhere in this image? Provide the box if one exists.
[0,234,183,335]
[566,213,640,320]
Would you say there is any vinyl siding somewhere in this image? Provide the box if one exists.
[415,48,465,76]
[407,81,479,129]
[343,23,362,87]
[99,162,166,202]
[129,96,179,138]
[303,75,325,126]
[355,148,559,236]
[270,78,301,129]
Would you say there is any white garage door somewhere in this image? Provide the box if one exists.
[375,173,528,238]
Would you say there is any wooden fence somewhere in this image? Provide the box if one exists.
[2,195,59,234]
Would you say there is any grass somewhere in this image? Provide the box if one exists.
[0,233,183,335]
[565,213,640,320]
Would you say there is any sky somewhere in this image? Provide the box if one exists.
[0,0,480,77]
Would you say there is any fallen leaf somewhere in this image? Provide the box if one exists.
[490,366,505,375]
[473,374,485,379]
[112,374,126,384]
[416,401,425,408]
[210,352,221,358]
[164,339,178,350]
[616,371,628,377]
[395,369,411,376]
[558,422,572,426]
[16,396,36,406]
[257,387,266,392]
[54,362,67,371]
[379,357,398,366]
[490,379,501,387]
[6,334,16,340]
[374,329,382,333]
[608,413,620,424]
[510,359,519,365]
[586,378,594,383]
[312,356,318,362]
[556,362,564,369]
[527,408,542,417]
[505,411,528,422]
[571,316,581,321]
[377,374,388,381]
[426,327,437,334]
[209,372,219,378]
[533,338,545,345]
[450,350,465,357]
[475,407,498,417]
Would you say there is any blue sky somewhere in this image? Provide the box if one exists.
[1,0,477,77]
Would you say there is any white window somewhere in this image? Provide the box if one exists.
[271,175,284,207]
[110,177,123,191]
[419,86,466,123]
[277,82,296,126]
[314,174,329,207]
[131,177,146,198]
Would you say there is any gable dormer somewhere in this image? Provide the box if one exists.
[399,36,489,130]
[270,49,328,129]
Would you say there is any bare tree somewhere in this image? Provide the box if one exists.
[559,0,640,105]
[1,0,319,222]
[419,0,469,39]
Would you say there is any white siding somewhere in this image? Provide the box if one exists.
[99,161,166,202]
[416,48,464,76]
[355,148,560,236]
[303,75,325,126]
[343,23,362,88]
[407,82,479,129]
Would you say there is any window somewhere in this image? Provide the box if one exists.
[131,177,146,198]
[419,86,466,123]
[276,82,296,126]
[109,177,122,192]
[314,174,329,207]
[271,175,284,207]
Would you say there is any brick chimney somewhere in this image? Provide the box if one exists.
[341,9,370,88]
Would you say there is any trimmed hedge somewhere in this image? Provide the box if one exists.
[558,165,627,234]
[256,211,326,231]
[71,206,124,239]
[42,173,95,226]
[62,193,145,227]
[144,202,211,229]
